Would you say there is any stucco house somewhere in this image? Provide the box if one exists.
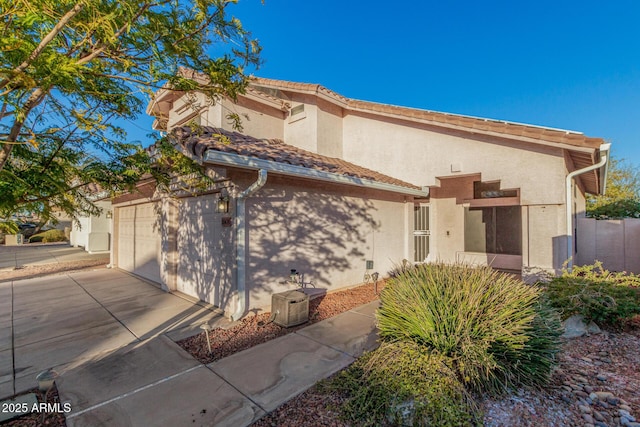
[111,76,609,320]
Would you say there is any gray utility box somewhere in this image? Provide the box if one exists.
[271,290,310,328]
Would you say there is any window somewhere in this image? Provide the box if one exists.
[464,206,521,255]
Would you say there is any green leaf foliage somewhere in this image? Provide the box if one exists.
[377,263,562,395]
[29,228,66,242]
[324,341,480,427]
[0,0,260,220]
[587,157,640,219]
[545,261,640,327]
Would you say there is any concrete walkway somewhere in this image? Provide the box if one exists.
[0,243,107,270]
[3,269,379,426]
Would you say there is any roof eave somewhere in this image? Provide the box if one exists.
[202,150,428,197]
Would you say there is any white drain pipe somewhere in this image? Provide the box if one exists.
[231,169,268,321]
[565,143,610,270]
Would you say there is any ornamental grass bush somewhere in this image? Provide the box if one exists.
[377,263,562,395]
[545,261,640,327]
[29,229,67,243]
[325,341,480,427]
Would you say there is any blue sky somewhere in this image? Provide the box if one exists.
[133,0,640,165]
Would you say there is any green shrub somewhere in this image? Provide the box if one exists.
[377,263,562,395]
[0,220,19,234]
[324,341,479,427]
[29,229,67,243]
[545,261,640,327]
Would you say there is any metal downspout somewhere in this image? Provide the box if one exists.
[565,143,610,271]
[231,169,268,321]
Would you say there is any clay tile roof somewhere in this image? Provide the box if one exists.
[171,126,421,191]
[251,78,604,151]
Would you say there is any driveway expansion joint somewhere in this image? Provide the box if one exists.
[68,274,141,342]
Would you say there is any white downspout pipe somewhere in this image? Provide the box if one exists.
[231,169,268,321]
[565,143,610,271]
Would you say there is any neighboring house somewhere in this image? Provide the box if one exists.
[111,76,609,319]
[69,187,113,253]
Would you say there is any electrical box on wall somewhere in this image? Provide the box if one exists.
[366,260,374,270]
[221,217,233,227]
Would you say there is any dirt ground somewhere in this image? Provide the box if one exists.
[0,258,109,283]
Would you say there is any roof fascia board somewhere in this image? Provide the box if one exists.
[203,150,427,197]
[346,105,598,154]
[242,89,290,111]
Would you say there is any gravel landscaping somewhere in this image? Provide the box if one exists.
[0,386,66,427]
[177,282,385,364]
[251,324,640,427]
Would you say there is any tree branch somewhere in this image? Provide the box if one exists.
[0,87,48,170]
[0,2,85,90]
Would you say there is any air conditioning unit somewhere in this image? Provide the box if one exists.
[271,290,309,328]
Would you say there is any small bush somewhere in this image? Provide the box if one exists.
[29,229,67,243]
[545,261,640,327]
[377,263,562,395]
[324,341,480,426]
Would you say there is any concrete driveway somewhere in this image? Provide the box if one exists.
[0,243,108,270]
[1,268,225,400]
[2,267,380,426]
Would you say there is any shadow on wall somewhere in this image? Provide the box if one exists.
[246,187,381,309]
[175,195,235,311]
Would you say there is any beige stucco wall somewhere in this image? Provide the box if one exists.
[243,176,410,312]
[342,112,567,204]
[316,98,344,158]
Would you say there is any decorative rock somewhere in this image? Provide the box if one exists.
[576,375,590,383]
[590,392,599,401]
[583,413,595,423]
[562,385,573,392]
[579,405,593,414]
[596,374,607,381]
[597,401,610,409]
[582,357,594,362]
[620,405,632,412]
[585,386,595,393]
[562,315,601,338]
[595,392,614,400]
[619,409,632,418]
[575,391,589,398]
[593,410,605,422]
[594,422,608,427]
[606,396,620,406]
[625,422,640,427]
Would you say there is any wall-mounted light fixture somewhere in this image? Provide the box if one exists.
[105,210,113,219]
[216,195,230,213]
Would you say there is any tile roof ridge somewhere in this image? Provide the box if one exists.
[251,77,348,103]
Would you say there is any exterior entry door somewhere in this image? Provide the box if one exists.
[414,205,430,262]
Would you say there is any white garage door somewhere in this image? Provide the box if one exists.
[117,203,162,284]
[177,196,218,303]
